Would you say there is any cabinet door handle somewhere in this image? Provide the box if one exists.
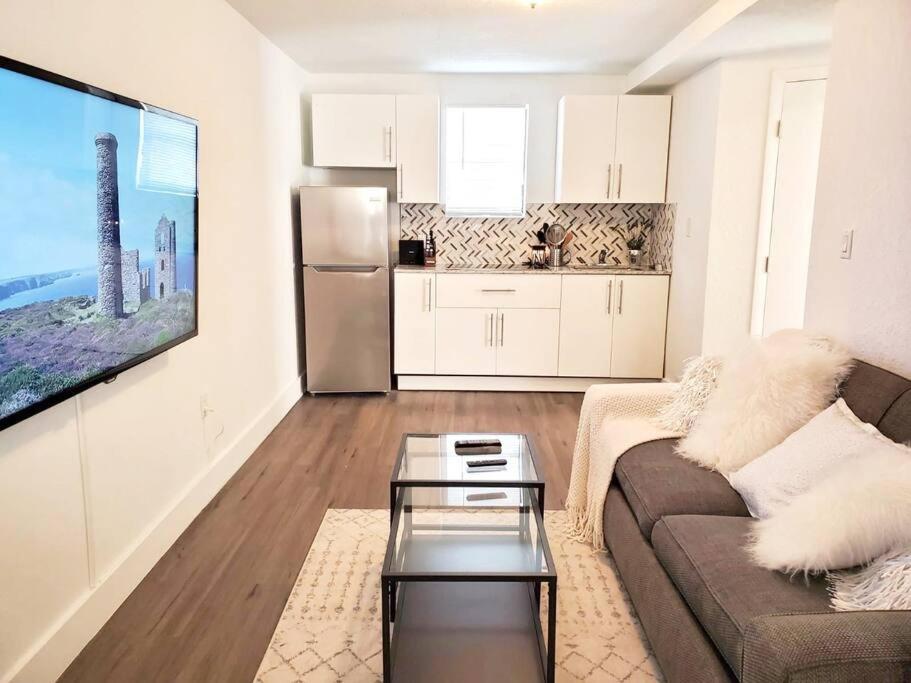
[498,313,505,347]
[399,164,404,200]
[485,313,492,347]
[607,164,612,200]
[387,127,394,162]
[424,278,432,312]
[617,163,623,200]
[481,288,517,293]
[618,279,624,315]
[606,280,612,314]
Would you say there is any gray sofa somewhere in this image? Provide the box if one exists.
[603,360,911,682]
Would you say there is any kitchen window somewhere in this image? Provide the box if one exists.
[444,105,528,217]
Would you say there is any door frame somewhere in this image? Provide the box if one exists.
[749,65,828,337]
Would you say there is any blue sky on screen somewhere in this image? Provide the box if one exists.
[0,67,196,281]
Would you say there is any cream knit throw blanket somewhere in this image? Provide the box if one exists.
[567,383,683,549]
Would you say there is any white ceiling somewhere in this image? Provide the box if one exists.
[226,0,720,74]
[640,0,834,88]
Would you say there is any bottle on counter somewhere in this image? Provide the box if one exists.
[425,227,437,267]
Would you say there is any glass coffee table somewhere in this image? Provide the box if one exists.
[390,432,546,518]
[382,433,556,683]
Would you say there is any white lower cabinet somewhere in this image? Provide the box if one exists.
[396,271,669,383]
[394,272,435,374]
[610,275,670,379]
[435,308,497,375]
[497,309,560,376]
[558,275,614,377]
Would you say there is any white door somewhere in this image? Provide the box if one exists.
[555,96,618,203]
[558,275,614,377]
[761,79,827,335]
[394,272,435,374]
[436,308,497,375]
[614,96,672,203]
[496,309,560,376]
[396,95,440,203]
[311,94,396,168]
[610,276,669,379]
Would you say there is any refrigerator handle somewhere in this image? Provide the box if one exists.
[311,265,382,273]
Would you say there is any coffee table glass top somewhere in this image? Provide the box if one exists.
[383,487,554,578]
[393,433,540,484]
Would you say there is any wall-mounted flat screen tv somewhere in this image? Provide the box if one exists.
[0,56,198,432]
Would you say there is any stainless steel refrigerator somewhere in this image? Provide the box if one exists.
[300,186,391,393]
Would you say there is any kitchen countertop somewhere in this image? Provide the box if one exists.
[394,264,671,275]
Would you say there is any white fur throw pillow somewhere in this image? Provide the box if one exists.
[729,399,882,518]
[653,356,723,433]
[676,329,853,474]
[828,546,911,611]
[749,451,911,572]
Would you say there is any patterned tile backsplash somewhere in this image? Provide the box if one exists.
[400,203,675,270]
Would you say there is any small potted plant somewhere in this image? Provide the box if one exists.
[623,224,648,268]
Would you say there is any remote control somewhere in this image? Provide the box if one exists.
[466,492,508,502]
[455,438,502,448]
[466,458,508,468]
[455,438,502,455]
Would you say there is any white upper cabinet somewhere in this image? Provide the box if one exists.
[555,96,618,203]
[395,95,440,203]
[555,95,671,204]
[614,96,672,203]
[311,94,397,168]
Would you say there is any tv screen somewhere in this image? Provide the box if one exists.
[0,56,198,432]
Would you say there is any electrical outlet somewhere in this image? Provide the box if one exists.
[840,229,854,259]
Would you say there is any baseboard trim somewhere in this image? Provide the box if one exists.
[7,377,303,683]
[396,375,656,392]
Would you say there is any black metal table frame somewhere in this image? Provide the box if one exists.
[381,475,558,683]
[389,432,547,522]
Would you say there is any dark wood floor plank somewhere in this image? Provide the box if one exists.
[59,390,582,683]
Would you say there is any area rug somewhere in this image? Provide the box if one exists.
[255,509,662,682]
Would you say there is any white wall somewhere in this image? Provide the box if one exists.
[0,1,306,680]
[805,0,911,376]
[663,49,827,377]
[664,63,723,377]
[301,73,626,202]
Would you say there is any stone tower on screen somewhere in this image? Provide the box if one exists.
[155,215,177,299]
[95,133,124,318]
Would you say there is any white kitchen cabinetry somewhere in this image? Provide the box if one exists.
[497,309,560,376]
[610,275,670,379]
[555,96,618,203]
[394,272,435,374]
[558,275,615,377]
[435,308,497,375]
[614,96,672,203]
[395,95,440,203]
[555,95,671,204]
[396,271,669,387]
[311,94,396,168]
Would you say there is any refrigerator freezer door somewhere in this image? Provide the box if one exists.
[304,265,391,393]
[300,186,389,266]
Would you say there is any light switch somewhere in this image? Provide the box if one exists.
[840,229,853,259]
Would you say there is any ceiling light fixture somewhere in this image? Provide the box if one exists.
[522,0,542,8]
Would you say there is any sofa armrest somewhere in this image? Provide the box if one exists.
[743,611,911,682]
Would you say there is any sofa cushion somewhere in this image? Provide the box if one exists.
[878,389,911,444]
[651,515,832,676]
[839,360,911,427]
[615,439,750,538]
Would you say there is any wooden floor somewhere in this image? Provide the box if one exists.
[60,390,583,683]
